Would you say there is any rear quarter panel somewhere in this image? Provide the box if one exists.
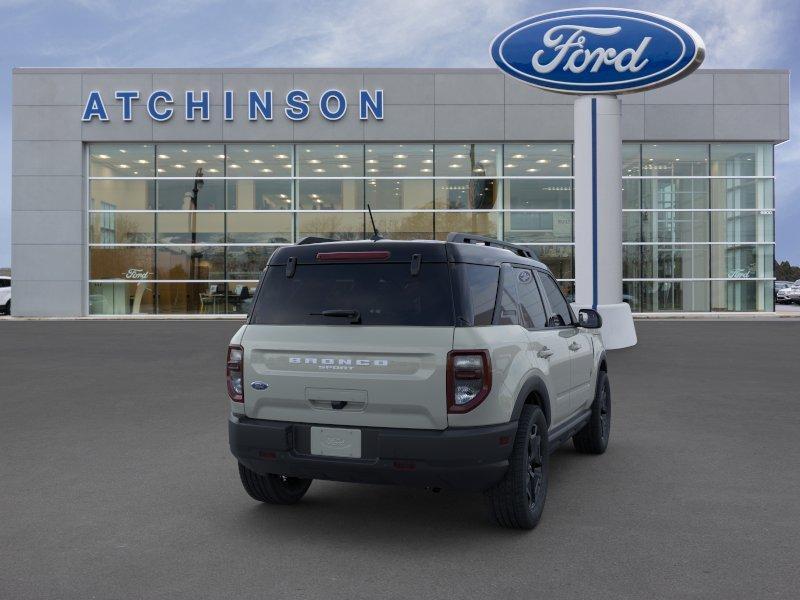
[449,325,535,428]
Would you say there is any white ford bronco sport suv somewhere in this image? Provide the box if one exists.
[228,233,610,529]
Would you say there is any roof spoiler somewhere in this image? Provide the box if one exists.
[446,233,538,260]
[297,236,337,245]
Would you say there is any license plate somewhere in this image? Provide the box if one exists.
[310,427,362,458]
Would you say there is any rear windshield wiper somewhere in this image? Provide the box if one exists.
[310,309,362,324]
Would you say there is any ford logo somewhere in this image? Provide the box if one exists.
[250,381,269,390]
[491,8,704,95]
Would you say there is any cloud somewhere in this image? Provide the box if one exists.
[0,0,797,266]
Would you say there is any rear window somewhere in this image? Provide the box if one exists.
[250,262,454,326]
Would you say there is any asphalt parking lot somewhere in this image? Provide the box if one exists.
[1,320,798,599]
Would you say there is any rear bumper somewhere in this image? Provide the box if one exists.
[229,414,517,491]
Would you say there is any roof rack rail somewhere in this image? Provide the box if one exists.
[297,236,336,245]
[446,232,538,260]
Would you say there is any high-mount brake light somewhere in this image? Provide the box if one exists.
[446,350,492,413]
[227,345,244,402]
[316,251,391,261]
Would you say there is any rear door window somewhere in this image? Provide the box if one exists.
[250,262,454,326]
[514,268,547,329]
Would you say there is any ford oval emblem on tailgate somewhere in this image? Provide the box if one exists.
[250,381,269,390]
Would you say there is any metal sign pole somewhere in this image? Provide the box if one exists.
[573,95,637,349]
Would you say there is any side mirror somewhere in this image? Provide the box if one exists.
[578,308,603,329]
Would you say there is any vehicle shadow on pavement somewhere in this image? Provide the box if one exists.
[223,445,592,541]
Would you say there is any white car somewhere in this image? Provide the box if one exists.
[784,281,800,304]
[228,233,610,530]
[0,276,10,315]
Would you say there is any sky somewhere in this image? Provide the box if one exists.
[1,0,799,268]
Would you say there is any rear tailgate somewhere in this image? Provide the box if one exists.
[242,325,453,429]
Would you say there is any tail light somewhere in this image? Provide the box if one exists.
[447,350,491,413]
[227,345,244,402]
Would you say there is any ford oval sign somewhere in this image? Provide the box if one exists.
[491,8,704,94]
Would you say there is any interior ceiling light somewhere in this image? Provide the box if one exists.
[97,154,110,159]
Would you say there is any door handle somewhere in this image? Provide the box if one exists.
[569,342,582,352]
[537,347,554,359]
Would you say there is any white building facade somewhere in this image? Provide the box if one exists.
[11,67,789,316]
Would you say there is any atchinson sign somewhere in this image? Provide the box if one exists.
[82,89,384,122]
[491,7,704,94]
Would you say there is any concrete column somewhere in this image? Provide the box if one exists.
[573,95,636,349]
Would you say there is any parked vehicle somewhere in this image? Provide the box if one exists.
[782,280,800,304]
[0,276,10,314]
[227,233,610,530]
[775,281,792,304]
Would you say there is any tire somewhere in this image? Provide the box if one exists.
[485,405,549,530]
[3,301,8,315]
[237,463,312,505]
[573,371,611,455]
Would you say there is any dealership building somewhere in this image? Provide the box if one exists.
[10,67,789,316]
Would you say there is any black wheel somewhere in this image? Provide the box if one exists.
[238,463,312,505]
[485,405,549,530]
[3,301,9,315]
[573,371,611,454]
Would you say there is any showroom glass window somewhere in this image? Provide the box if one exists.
[623,143,774,312]
[87,141,773,316]
[85,141,575,315]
